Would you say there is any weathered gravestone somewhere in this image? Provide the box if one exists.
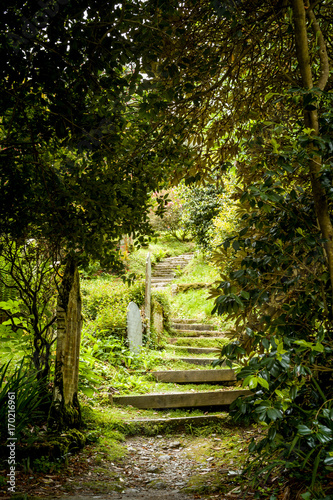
[127,301,142,353]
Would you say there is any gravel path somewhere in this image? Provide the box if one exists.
[7,434,240,500]
[54,435,223,499]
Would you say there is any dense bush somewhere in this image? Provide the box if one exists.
[212,132,333,495]
[81,278,145,338]
[181,184,224,251]
[149,187,191,242]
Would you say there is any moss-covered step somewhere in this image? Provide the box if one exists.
[172,330,226,337]
[126,414,230,432]
[111,389,251,409]
[152,369,236,384]
[171,318,206,324]
[172,323,217,331]
[168,337,227,347]
[166,345,220,354]
[162,357,219,366]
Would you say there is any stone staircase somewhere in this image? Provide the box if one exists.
[112,253,250,412]
[112,318,249,409]
[151,253,193,289]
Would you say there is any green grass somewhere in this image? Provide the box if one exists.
[166,330,220,336]
[173,253,220,283]
[123,379,232,395]
[148,356,218,371]
[83,401,236,426]
[164,346,219,356]
[168,337,229,348]
[168,288,217,321]
[152,253,223,323]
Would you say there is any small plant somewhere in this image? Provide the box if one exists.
[0,360,50,443]
[154,248,167,262]
[32,455,62,473]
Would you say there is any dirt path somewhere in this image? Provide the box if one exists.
[50,434,207,499]
[1,430,253,500]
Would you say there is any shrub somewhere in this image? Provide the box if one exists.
[81,278,145,337]
[149,186,192,242]
[0,360,50,443]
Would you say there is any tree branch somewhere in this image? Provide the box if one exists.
[306,2,330,90]
[291,0,314,89]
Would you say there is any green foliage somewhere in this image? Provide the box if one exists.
[0,360,50,443]
[0,238,60,382]
[149,186,192,242]
[150,184,225,249]
[81,278,145,337]
[212,107,333,494]
[0,299,31,362]
[182,185,225,251]
[1,1,193,267]
[32,455,63,474]
[79,341,164,397]
[80,277,148,393]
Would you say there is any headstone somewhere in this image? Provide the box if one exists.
[145,252,151,337]
[127,302,142,353]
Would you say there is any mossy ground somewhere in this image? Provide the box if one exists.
[79,403,263,497]
[168,337,229,348]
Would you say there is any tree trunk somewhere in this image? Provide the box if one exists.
[48,256,82,430]
[291,0,333,310]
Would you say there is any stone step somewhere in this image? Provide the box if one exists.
[154,259,191,266]
[163,357,226,366]
[168,332,225,344]
[167,345,220,354]
[128,414,229,430]
[151,277,174,282]
[161,255,193,261]
[155,259,191,264]
[171,330,225,337]
[152,369,236,384]
[153,263,191,270]
[172,323,217,331]
[152,268,182,274]
[152,277,175,281]
[111,389,251,409]
[152,271,176,275]
[171,318,204,323]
